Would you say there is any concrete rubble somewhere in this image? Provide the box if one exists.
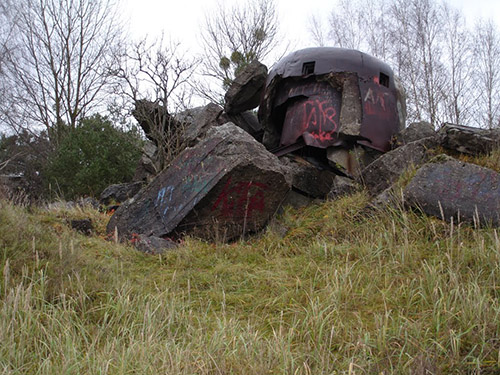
[360,137,438,196]
[439,123,500,156]
[103,49,500,249]
[393,121,436,146]
[224,60,268,115]
[132,234,178,255]
[107,123,290,242]
[404,155,500,226]
[100,181,144,206]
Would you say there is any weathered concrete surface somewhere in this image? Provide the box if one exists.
[326,146,371,178]
[220,111,263,141]
[259,48,406,153]
[338,73,362,137]
[133,141,159,182]
[132,100,181,145]
[225,60,268,115]
[439,123,500,156]
[177,103,223,146]
[100,181,144,206]
[360,137,438,195]
[394,121,436,146]
[328,176,359,199]
[404,156,500,226]
[177,105,263,144]
[107,123,290,241]
[280,155,336,198]
[281,190,314,209]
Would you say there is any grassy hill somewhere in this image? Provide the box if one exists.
[1,184,499,373]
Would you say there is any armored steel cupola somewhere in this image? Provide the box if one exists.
[258,47,406,154]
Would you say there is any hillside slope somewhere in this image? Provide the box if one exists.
[1,188,499,374]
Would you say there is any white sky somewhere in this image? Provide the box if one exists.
[123,0,500,60]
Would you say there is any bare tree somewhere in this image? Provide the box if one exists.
[0,1,12,71]
[473,20,500,129]
[441,3,474,125]
[309,15,328,47]
[198,0,281,101]
[112,36,198,168]
[310,0,453,127]
[3,0,122,146]
[0,0,16,128]
[326,0,364,50]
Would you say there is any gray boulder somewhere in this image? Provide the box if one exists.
[394,121,436,146]
[360,137,438,195]
[280,155,336,199]
[220,111,263,141]
[177,104,263,144]
[133,141,160,182]
[177,103,223,146]
[404,155,500,226]
[281,190,315,209]
[439,123,500,156]
[328,176,359,199]
[224,60,268,114]
[100,181,144,206]
[107,123,290,242]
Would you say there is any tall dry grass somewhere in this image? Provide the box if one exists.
[1,188,499,374]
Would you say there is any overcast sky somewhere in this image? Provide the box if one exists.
[123,0,500,61]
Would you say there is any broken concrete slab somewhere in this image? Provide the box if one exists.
[177,103,224,146]
[280,154,336,198]
[224,60,268,115]
[133,141,160,182]
[360,137,438,196]
[404,155,500,226]
[366,186,404,211]
[100,181,144,206]
[134,154,158,183]
[220,111,263,141]
[328,176,359,199]
[326,146,372,178]
[107,123,290,242]
[439,123,500,156]
[394,121,436,146]
[281,190,314,209]
[132,100,181,145]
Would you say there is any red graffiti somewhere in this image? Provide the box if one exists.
[302,98,338,142]
[212,178,269,218]
[363,87,390,116]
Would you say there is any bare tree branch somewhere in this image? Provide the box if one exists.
[2,0,123,145]
[111,35,199,169]
[197,0,282,102]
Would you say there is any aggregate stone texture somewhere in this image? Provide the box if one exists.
[99,181,144,205]
[439,123,500,156]
[224,60,268,114]
[404,155,500,226]
[107,123,290,242]
[361,137,438,195]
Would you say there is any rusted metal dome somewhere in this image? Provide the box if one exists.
[259,47,406,154]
